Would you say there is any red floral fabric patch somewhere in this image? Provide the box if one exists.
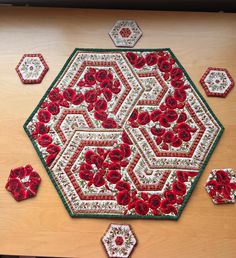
[200,67,234,97]
[24,49,224,219]
[205,168,236,204]
[5,165,41,201]
[16,53,49,84]
[102,224,137,258]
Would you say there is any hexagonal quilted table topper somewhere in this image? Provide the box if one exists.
[109,20,142,47]
[16,53,49,84]
[24,48,224,219]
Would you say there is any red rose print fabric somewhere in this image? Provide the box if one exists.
[205,168,236,204]
[5,165,41,201]
[24,49,224,219]
[102,224,137,258]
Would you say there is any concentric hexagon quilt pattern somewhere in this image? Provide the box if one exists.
[24,48,224,219]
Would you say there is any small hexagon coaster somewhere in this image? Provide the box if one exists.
[200,67,234,97]
[5,165,41,201]
[16,53,49,84]
[102,224,137,258]
[109,20,142,48]
[205,168,236,204]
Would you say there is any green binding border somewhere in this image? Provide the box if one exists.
[23,48,224,220]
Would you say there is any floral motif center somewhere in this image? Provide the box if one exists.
[119,27,132,38]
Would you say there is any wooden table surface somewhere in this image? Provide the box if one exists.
[0,6,236,258]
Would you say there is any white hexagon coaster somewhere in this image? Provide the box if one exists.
[109,20,142,48]
[200,67,234,97]
[102,224,137,258]
[205,168,236,204]
[16,53,49,84]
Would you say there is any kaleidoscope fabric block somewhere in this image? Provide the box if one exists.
[102,224,137,258]
[109,20,142,48]
[5,165,41,201]
[205,168,236,204]
[16,53,49,84]
[200,67,234,97]
[24,48,224,219]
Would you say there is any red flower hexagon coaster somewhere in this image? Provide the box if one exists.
[5,165,41,201]
[205,168,236,204]
[200,67,234,97]
[102,224,137,258]
[16,53,49,84]
[109,20,142,48]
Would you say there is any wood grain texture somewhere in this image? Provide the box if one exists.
[0,6,236,258]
